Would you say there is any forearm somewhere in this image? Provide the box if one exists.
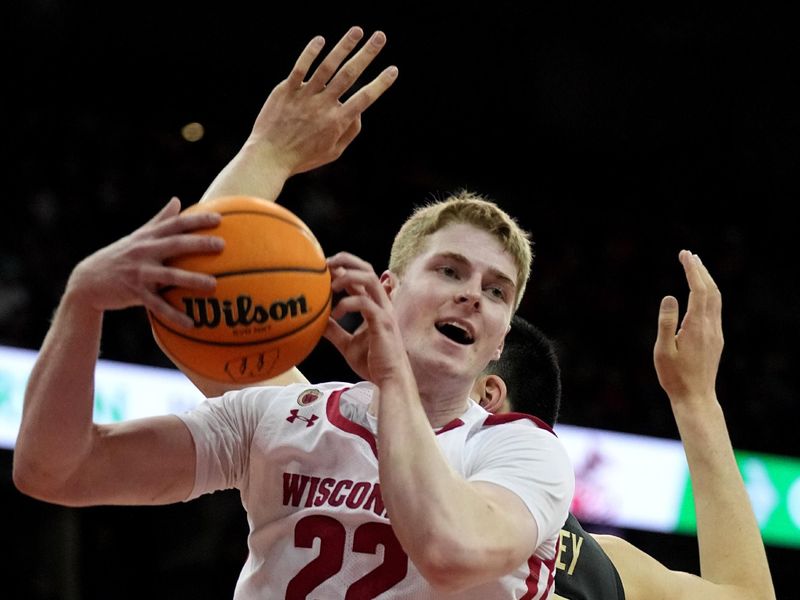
[13,290,103,498]
[673,397,775,598]
[377,377,530,591]
[199,140,293,203]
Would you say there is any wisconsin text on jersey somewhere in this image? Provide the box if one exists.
[283,472,388,518]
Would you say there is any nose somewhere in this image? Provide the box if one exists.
[455,282,481,309]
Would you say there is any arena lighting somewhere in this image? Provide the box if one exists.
[1,344,799,548]
[555,423,800,549]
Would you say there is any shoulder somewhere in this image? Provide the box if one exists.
[188,381,351,420]
[219,381,351,402]
[472,411,566,459]
[481,411,555,435]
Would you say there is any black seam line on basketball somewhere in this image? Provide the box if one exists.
[158,267,329,294]
[151,290,332,347]
[213,266,329,277]
[217,210,311,232]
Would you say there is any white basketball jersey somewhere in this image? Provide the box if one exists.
[179,381,573,599]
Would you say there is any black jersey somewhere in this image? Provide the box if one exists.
[553,513,625,600]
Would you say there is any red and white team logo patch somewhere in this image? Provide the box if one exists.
[297,388,322,407]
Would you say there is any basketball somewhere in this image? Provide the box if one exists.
[148,195,332,384]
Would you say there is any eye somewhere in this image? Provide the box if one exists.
[485,286,507,301]
[438,265,460,279]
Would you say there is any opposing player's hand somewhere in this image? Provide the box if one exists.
[653,250,724,407]
[247,26,398,176]
[324,252,408,383]
[67,198,223,328]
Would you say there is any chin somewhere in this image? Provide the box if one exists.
[411,350,473,387]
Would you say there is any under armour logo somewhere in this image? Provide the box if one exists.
[287,409,319,427]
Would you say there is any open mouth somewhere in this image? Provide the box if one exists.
[435,321,475,345]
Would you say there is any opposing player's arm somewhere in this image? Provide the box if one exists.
[603,250,775,600]
[167,26,396,395]
[595,533,756,600]
[200,26,396,204]
[183,366,309,398]
[154,334,309,397]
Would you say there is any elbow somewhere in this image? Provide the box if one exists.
[413,535,518,594]
[415,546,471,593]
[13,457,76,506]
[13,462,52,501]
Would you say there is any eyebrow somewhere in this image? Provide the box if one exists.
[435,251,517,291]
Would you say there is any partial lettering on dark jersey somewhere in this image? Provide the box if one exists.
[553,513,625,600]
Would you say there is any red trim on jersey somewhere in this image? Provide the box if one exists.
[482,411,556,436]
[543,539,558,597]
[326,388,379,458]
[520,545,558,600]
[435,418,465,435]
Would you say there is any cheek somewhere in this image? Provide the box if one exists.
[389,293,416,332]
[486,311,511,357]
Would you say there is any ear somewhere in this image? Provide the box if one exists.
[380,270,398,298]
[475,374,507,414]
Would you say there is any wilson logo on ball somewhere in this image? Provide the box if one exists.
[181,294,310,329]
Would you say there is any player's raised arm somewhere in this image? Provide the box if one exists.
[13,198,222,506]
[597,250,775,600]
[200,25,398,204]
[174,26,396,396]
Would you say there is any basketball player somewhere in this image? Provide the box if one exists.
[181,25,775,598]
[474,252,775,600]
[13,27,575,599]
[158,25,775,599]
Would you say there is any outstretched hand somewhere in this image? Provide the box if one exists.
[248,26,398,177]
[67,198,224,328]
[653,250,724,406]
[323,252,408,383]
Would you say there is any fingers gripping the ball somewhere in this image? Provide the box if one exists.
[327,252,391,317]
[149,196,331,384]
[324,252,403,380]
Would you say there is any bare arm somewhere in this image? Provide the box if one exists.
[200,26,397,204]
[597,250,775,600]
[594,533,734,600]
[173,26,396,395]
[13,199,224,506]
[154,333,309,397]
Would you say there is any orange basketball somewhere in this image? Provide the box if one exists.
[148,195,331,384]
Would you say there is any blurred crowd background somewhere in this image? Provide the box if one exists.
[4,2,798,598]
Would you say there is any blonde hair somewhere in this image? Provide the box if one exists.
[388,190,533,310]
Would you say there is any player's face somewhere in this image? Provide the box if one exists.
[384,222,516,386]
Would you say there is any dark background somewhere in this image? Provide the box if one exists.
[3,2,798,598]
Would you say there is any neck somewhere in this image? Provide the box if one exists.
[420,377,474,426]
[368,379,472,429]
